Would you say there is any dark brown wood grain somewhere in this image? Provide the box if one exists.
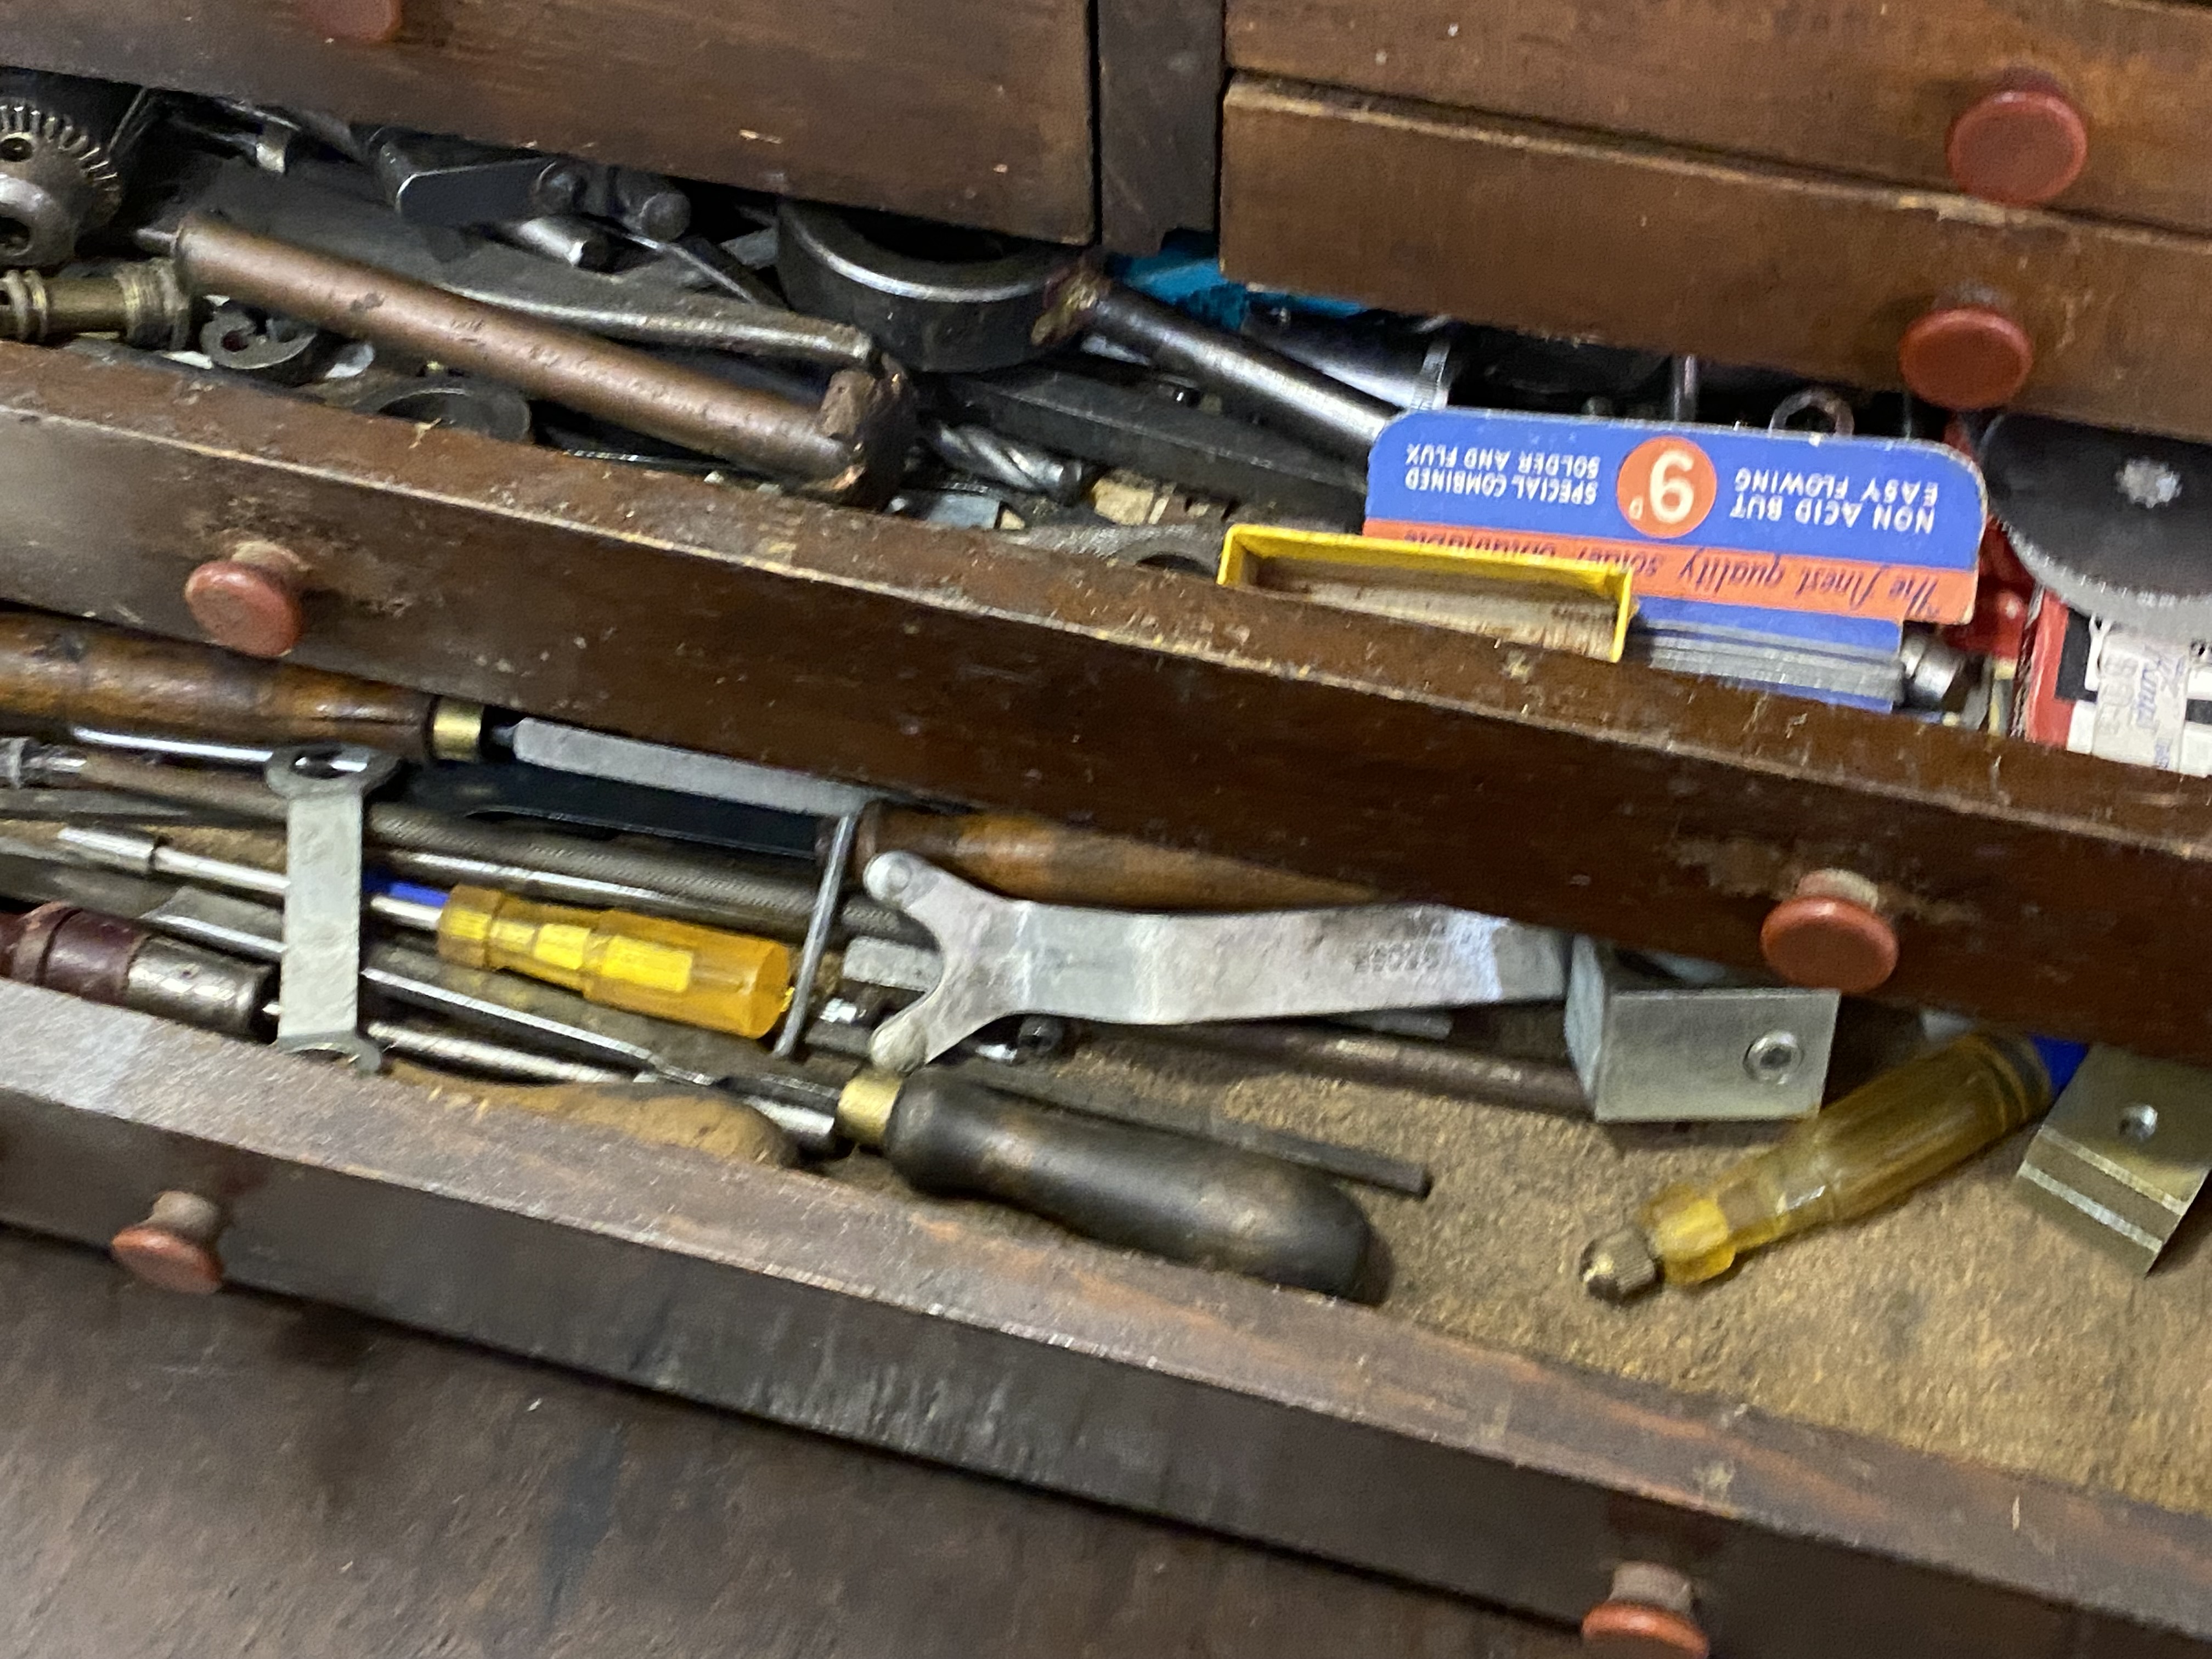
[0,1233,1578,1658]
[1220,77,2212,445]
[0,344,2208,1060]
[1227,0,2212,236]
[1,983,2208,1654]
[1098,0,1224,250]
[0,0,1093,241]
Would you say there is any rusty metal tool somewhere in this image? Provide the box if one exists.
[862,854,1569,1073]
[177,160,874,368]
[0,611,478,761]
[0,263,192,347]
[0,68,156,267]
[1135,1020,1591,1117]
[266,742,397,1069]
[0,899,272,1037]
[166,213,913,501]
[1032,267,1397,462]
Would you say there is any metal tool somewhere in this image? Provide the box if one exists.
[500,717,875,1053]
[0,900,272,1038]
[167,214,913,502]
[0,68,155,266]
[1980,411,2212,638]
[1033,268,1398,462]
[1582,1032,2055,1300]
[947,364,1367,520]
[923,421,1092,504]
[266,743,397,1069]
[402,757,819,858]
[862,853,1569,1073]
[366,1019,632,1085]
[199,300,336,383]
[0,847,843,1153]
[577,166,693,242]
[360,127,595,228]
[2015,1046,2212,1273]
[494,214,614,270]
[1240,307,1472,411]
[1138,1020,1590,1116]
[504,718,882,820]
[776,200,1080,373]
[330,373,537,443]
[0,263,192,348]
[1564,939,1837,1122]
[822,1068,1384,1298]
[180,160,877,369]
[60,825,799,1043]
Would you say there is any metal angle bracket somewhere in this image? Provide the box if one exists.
[862,852,1568,1073]
[1565,938,1837,1122]
[2014,1045,2212,1273]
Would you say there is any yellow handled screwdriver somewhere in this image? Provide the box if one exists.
[1582,1030,2067,1299]
[435,885,793,1040]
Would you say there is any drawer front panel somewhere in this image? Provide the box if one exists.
[1221,78,2212,445]
[1228,0,2212,232]
[2,344,2212,1064]
[0,0,1094,241]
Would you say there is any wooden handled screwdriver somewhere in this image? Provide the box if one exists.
[0,611,481,762]
[0,613,1374,909]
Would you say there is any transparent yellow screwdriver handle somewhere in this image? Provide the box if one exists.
[1640,1031,2052,1285]
[437,884,794,1040]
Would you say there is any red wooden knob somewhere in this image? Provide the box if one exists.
[111,1192,227,1296]
[1947,86,2087,207]
[1762,885,1899,994]
[1582,1601,1711,1659]
[1898,305,2034,410]
[298,0,404,43]
[185,557,305,659]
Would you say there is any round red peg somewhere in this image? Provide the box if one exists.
[1582,1565,1709,1659]
[111,1191,227,1295]
[1899,305,2035,411]
[1581,1601,1711,1659]
[1762,871,1899,994]
[1946,86,2087,207]
[184,557,305,659]
[298,0,404,42]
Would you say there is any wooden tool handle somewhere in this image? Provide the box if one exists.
[858,805,1375,910]
[0,611,441,759]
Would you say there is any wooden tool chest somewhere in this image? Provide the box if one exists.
[0,9,2207,1657]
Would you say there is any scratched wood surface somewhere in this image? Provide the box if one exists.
[0,0,1093,241]
[1227,0,2212,236]
[0,1228,1578,1658]
[1218,77,2212,448]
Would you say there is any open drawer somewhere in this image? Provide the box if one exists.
[0,340,2209,1655]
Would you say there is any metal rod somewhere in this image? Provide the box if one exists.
[775,809,858,1059]
[171,215,857,483]
[1067,276,1396,461]
[1145,1022,1590,1117]
[4,744,924,943]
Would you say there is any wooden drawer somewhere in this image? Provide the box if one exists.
[1220,76,2212,442]
[0,0,1094,241]
[1,329,2210,1656]
[1228,0,2212,234]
